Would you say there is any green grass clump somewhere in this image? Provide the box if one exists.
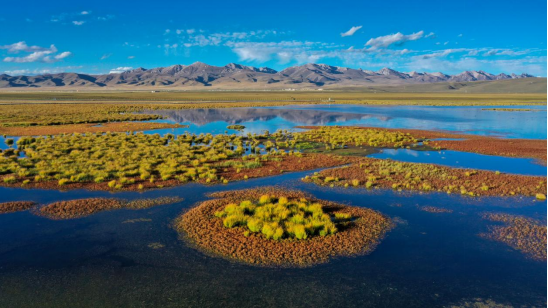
[214,195,345,240]
[0,130,298,188]
[295,126,419,149]
[227,125,246,131]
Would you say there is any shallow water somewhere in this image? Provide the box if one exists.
[369,148,547,176]
[0,170,546,308]
[140,104,547,139]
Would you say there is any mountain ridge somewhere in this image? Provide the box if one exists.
[0,62,536,89]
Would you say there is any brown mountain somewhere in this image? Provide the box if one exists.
[0,62,536,89]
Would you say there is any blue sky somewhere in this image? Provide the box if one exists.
[1,0,546,76]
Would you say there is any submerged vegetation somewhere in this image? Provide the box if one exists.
[0,201,37,214]
[38,196,182,219]
[302,158,547,198]
[177,188,392,267]
[419,206,453,213]
[481,213,547,261]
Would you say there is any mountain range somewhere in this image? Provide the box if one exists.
[0,62,536,89]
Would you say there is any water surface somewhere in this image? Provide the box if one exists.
[141,104,547,139]
[0,171,545,307]
[370,148,547,176]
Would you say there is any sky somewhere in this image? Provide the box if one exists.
[0,0,546,76]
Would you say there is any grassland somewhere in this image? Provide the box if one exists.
[0,91,544,104]
[0,130,357,191]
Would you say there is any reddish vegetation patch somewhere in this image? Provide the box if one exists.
[0,201,37,214]
[481,213,547,261]
[38,196,182,219]
[297,125,547,164]
[419,206,453,213]
[176,187,393,267]
[303,158,546,197]
[39,198,124,219]
[0,122,187,136]
[0,154,354,191]
[218,154,360,182]
[432,139,547,165]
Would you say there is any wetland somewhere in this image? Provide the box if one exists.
[0,98,545,307]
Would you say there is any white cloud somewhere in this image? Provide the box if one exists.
[72,21,85,26]
[406,55,546,76]
[170,30,280,48]
[54,51,72,60]
[1,42,71,63]
[341,26,362,37]
[127,56,135,59]
[365,31,424,50]
[3,66,83,76]
[109,67,133,74]
[425,32,436,38]
[3,69,30,75]
[100,54,112,60]
[421,49,461,59]
[1,41,51,53]
[230,41,345,64]
[81,11,90,15]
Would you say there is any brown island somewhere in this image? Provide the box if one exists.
[176,188,393,267]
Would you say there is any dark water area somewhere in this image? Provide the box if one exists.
[0,170,546,307]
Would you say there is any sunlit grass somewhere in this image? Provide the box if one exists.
[214,195,349,240]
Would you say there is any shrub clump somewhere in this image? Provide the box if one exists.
[214,195,343,240]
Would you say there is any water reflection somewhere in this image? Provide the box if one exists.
[141,105,546,139]
[142,107,387,126]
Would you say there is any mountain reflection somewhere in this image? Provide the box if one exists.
[142,108,389,126]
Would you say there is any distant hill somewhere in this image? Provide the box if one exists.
[331,78,547,93]
[0,62,539,90]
